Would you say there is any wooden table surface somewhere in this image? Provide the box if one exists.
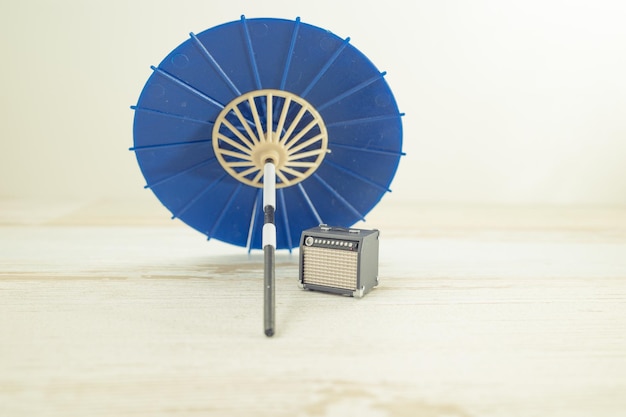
[1,199,625,417]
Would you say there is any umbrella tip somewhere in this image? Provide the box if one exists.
[265,328,274,337]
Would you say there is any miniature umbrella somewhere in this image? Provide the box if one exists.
[131,16,404,336]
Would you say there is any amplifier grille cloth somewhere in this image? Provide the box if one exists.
[302,246,358,290]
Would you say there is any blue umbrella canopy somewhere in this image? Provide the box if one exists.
[131,16,404,250]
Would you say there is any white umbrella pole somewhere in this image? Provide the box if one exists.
[263,161,276,337]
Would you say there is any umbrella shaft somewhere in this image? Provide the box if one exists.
[264,244,275,337]
[263,162,276,337]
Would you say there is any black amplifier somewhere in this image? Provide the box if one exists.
[298,225,379,297]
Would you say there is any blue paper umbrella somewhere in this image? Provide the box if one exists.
[131,16,404,250]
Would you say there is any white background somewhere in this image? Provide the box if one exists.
[1,0,625,206]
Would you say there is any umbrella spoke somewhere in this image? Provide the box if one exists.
[325,113,402,128]
[275,95,292,139]
[281,166,307,179]
[251,170,264,185]
[278,105,308,145]
[275,170,290,185]
[245,189,262,252]
[232,106,260,144]
[216,133,254,156]
[247,96,266,142]
[286,134,325,155]
[297,183,323,225]
[130,139,211,152]
[300,37,351,98]
[151,66,224,109]
[279,17,301,90]
[218,149,253,161]
[227,161,256,168]
[324,159,391,192]
[283,119,318,150]
[189,32,242,96]
[222,119,256,150]
[131,105,215,126]
[207,183,243,239]
[172,173,227,219]
[287,148,326,161]
[240,16,263,90]
[327,143,405,157]
[266,91,274,142]
[313,174,365,221]
[317,72,386,112]
[238,166,261,178]
[277,189,293,250]
[284,161,317,168]
[144,157,217,189]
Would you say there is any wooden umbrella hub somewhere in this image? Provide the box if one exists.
[212,89,328,188]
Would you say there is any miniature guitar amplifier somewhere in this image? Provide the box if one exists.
[299,225,379,297]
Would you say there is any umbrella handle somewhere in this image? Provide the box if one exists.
[263,162,276,337]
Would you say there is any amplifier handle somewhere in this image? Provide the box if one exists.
[319,225,352,233]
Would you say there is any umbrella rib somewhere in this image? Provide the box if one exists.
[216,133,254,156]
[129,139,211,152]
[312,174,366,221]
[317,72,386,112]
[275,96,292,140]
[279,105,307,145]
[323,159,391,192]
[287,134,325,155]
[171,173,227,219]
[189,32,241,96]
[328,143,406,157]
[300,37,351,99]
[252,170,265,185]
[275,169,292,184]
[281,167,307,178]
[207,183,243,239]
[144,157,217,189]
[246,189,262,252]
[284,119,317,150]
[218,149,253,161]
[325,113,403,128]
[131,106,215,126]
[277,189,293,251]
[287,148,326,161]
[222,119,256,150]
[240,15,263,90]
[232,106,261,144]
[279,17,301,90]
[237,166,261,178]
[227,161,256,168]
[297,183,323,225]
[284,162,317,168]
[266,92,274,142]
[240,166,260,176]
[151,66,224,109]
[247,96,266,143]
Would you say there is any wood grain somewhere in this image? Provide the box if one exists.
[1,199,625,416]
